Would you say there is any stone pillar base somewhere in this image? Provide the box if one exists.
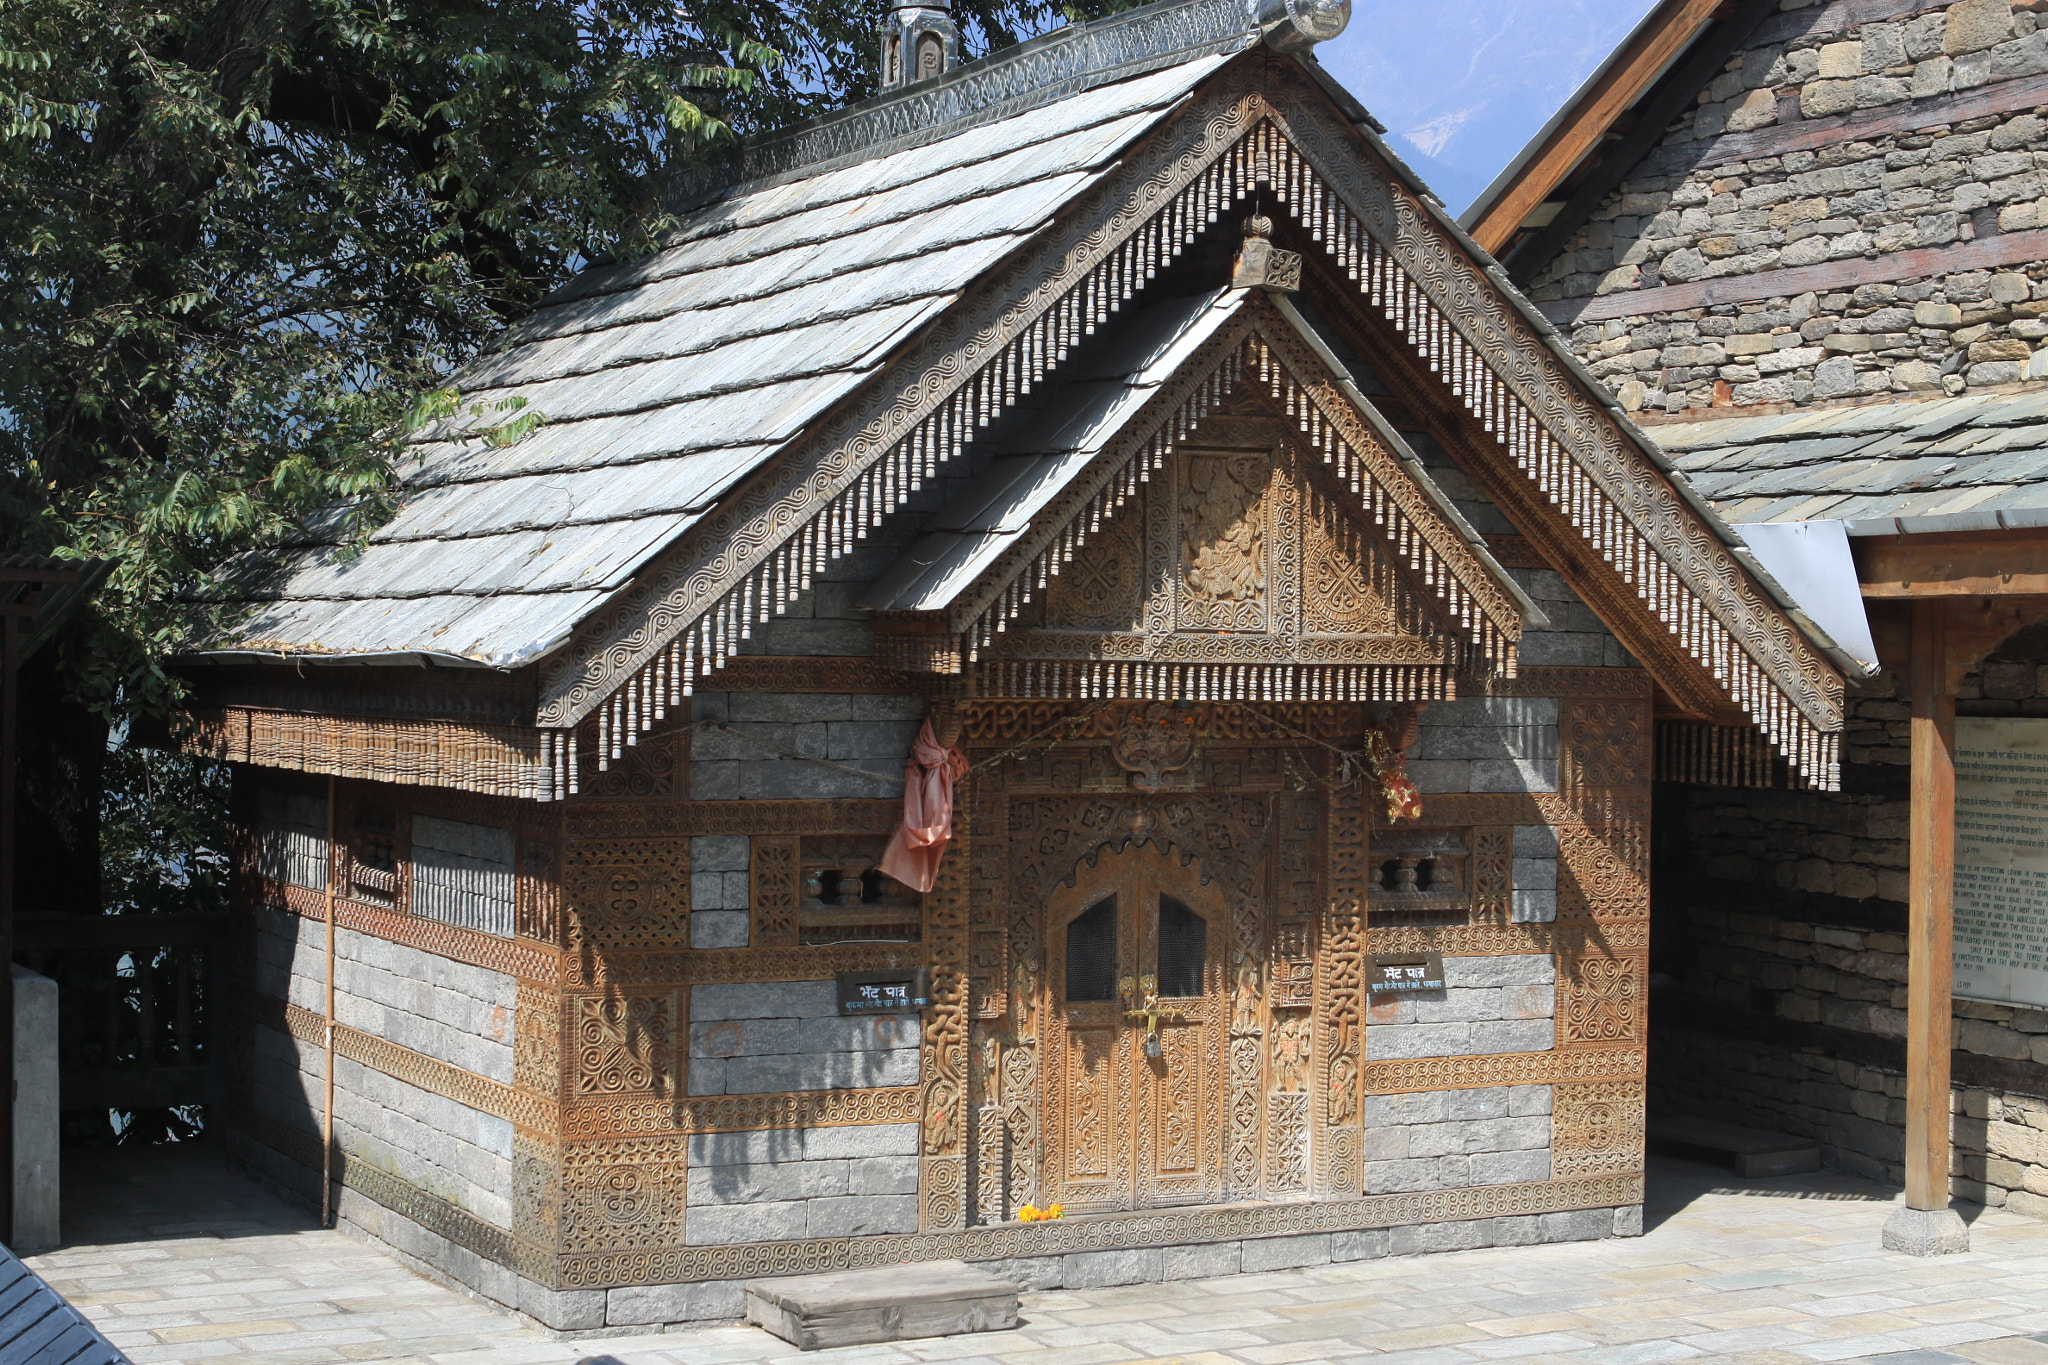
[1880,1204,1969,1256]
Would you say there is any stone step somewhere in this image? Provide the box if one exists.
[745,1260,1021,1351]
[1648,1114,1824,1177]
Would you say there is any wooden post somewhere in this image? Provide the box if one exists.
[321,775,338,1229]
[1883,599,1969,1254]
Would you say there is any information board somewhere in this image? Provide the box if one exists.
[1953,718,2048,1009]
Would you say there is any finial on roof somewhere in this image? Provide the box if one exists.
[1233,214,1301,292]
[879,0,961,91]
[1251,0,1351,52]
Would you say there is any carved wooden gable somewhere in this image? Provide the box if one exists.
[869,293,1531,702]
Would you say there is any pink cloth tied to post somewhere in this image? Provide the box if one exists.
[878,718,970,893]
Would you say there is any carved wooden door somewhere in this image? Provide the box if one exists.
[1045,841,1228,1212]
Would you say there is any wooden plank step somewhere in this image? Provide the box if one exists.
[1647,1115,1824,1177]
[746,1260,1020,1351]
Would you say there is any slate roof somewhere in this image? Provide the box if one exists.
[1652,393,2048,534]
[0,1242,129,1365]
[202,45,1245,667]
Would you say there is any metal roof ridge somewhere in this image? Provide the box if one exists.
[662,0,1262,213]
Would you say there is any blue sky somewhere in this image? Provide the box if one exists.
[1312,0,1661,218]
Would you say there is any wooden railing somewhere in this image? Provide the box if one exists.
[14,914,230,1113]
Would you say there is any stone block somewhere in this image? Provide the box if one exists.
[1469,1149,1552,1184]
[725,1053,802,1094]
[1406,760,1472,793]
[800,1014,921,1052]
[1509,1084,1554,1116]
[804,1194,918,1237]
[688,1127,809,1167]
[521,1283,607,1331]
[692,833,752,871]
[1444,954,1555,988]
[973,1256,1063,1292]
[1331,1228,1391,1262]
[730,692,855,723]
[1445,1086,1511,1121]
[692,910,749,949]
[688,1160,849,1206]
[746,1261,1018,1350]
[1614,1204,1644,1237]
[693,979,839,1022]
[1512,824,1558,857]
[689,1200,810,1245]
[1817,40,1862,77]
[693,1016,801,1060]
[1391,1219,1488,1254]
[1471,759,1560,793]
[1512,856,1557,890]
[1062,1248,1164,1288]
[1367,1022,1472,1059]
[1491,1215,1542,1246]
[1159,1241,1242,1282]
[1472,1019,1554,1053]
[1880,1204,1970,1254]
[847,1154,920,1196]
[1538,1209,1611,1243]
[803,1123,921,1159]
[1240,1233,1331,1272]
[1364,1158,1442,1193]
[1365,1091,1447,1126]
[1947,0,2014,55]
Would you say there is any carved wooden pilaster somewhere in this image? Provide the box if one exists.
[1318,778,1367,1197]
[919,794,971,1231]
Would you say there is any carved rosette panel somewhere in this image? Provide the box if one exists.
[576,726,685,801]
[1318,779,1367,1197]
[751,835,800,947]
[1559,955,1642,1046]
[1561,702,1647,790]
[1046,511,1142,630]
[512,1130,562,1263]
[558,1136,689,1255]
[573,992,677,1099]
[563,837,689,954]
[1558,824,1648,907]
[1551,1081,1646,1179]
[920,790,972,1232]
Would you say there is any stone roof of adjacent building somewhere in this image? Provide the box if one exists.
[1655,391,2048,533]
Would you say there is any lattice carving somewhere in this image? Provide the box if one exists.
[1561,702,1647,791]
[1365,1046,1644,1094]
[1267,1091,1310,1195]
[557,1087,920,1139]
[559,1137,688,1253]
[751,836,800,947]
[573,992,676,1098]
[1320,778,1366,1195]
[921,786,972,1231]
[1552,1081,1646,1178]
[958,699,1363,745]
[1560,955,1642,1045]
[563,838,690,954]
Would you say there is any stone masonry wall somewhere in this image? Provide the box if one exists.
[686,979,920,1096]
[688,691,924,802]
[684,1123,920,1245]
[1362,1086,1555,1194]
[1528,0,2048,415]
[1656,620,2048,1213]
[247,908,517,1228]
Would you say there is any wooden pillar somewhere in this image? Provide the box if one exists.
[1884,599,1969,1253]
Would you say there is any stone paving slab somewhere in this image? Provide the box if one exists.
[26,1147,2048,1365]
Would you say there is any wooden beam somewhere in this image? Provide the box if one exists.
[1467,0,1724,255]
[1856,528,2048,599]
[1904,598,1955,1214]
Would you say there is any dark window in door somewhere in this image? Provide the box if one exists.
[1066,895,1118,1002]
[1157,895,1206,997]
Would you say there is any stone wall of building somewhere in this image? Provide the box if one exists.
[686,979,921,1096]
[684,1122,921,1245]
[1655,621,2048,1213]
[687,690,925,802]
[1527,0,2048,415]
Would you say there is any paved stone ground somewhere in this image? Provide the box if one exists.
[30,1145,2048,1365]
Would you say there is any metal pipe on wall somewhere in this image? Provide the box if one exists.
[321,774,337,1228]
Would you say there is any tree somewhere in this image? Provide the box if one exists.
[0,0,1121,923]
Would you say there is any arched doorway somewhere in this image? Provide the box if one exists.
[1042,839,1230,1212]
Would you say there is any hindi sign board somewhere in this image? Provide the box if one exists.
[1368,953,1446,995]
[835,968,932,1015]
[1953,718,2048,1010]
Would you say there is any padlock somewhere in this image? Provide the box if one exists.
[1143,1033,1162,1060]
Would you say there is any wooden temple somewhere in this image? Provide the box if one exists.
[175,0,1850,1330]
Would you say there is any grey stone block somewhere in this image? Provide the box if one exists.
[1406,759,1472,793]
[1360,1127,1408,1161]
[740,759,902,800]
[1365,1091,1447,1126]
[1512,856,1557,890]
[1328,1229,1391,1267]
[803,1123,921,1160]
[691,834,752,871]
[1472,1019,1554,1053]
[1880,1204,1969,1255]
[1491,1215,1542,1247]
[521,1282,607,1331]
[725,1053,803,1094]
[1412,989,1507,1025]
[1509,1085,1554,1117]
[1538,1209,1611,1243]
[1364,1158,1441,1193]
[693,979,838,1021]
[1163,1242,1242,1280]
[691,910,749,949]
[1367,1022,1472,1058]
[1444,954,1554,988]
[848,1154,920,1195]
[692,1016,801,1059]
[609,1279,747,1325]
[689,1127,809,1167]
[1445,1087,1510,1120]
[1422,697,1558,728]
[692,692,730,722]
[1062,1248,1164,1288]
[1471,759,1559,793]
[806,1047,920,1090]
[1240,1233,1330,1273]
[1406,1123,1465,1159]
[731,692,854,723]
[804,1193,918,1237]
[1520,631,1606,666]
[801,1014,921,1052]
[688,1200,810,1245]
[973,1256,1064,1292]
[691,762,739,801]
[826,720,921,760]
[1512,889,1559,924]
[1512,824,1558,857]
[689,1159,849,1206]
[1468,1149,1551,1185]
[1613,1204,1644,1238]
[1391,1219,1488,1254]
[853,694,928,720]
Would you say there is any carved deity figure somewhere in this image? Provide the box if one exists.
[1181,454,1268,605]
